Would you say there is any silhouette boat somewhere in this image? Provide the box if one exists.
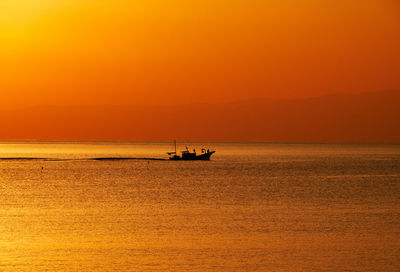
[167,140,215,160]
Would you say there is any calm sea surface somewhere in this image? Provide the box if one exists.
[0,141,399,271]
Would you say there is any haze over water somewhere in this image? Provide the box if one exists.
[0,141,399,271]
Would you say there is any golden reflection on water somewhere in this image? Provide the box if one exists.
[0,142,399,271]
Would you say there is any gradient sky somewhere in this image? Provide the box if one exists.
[1,0,399,109]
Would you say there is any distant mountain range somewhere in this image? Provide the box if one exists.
[1,90,399,142]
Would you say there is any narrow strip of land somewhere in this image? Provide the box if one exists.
[0,157,166,161]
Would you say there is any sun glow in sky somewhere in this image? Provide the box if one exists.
[0,0,399,108]
[0,0,58,23]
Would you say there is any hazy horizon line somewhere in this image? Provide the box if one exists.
[1,89,398,110]
[1,139,399,144]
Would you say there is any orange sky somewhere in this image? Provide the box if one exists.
[1,0,399,109]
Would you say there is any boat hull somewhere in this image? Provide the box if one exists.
[169,151,215,161]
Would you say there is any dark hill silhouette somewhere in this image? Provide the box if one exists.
[1,90,399,142]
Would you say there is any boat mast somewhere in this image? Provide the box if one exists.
[174,140,177,154]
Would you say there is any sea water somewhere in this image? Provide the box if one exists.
[0,141,399,271]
